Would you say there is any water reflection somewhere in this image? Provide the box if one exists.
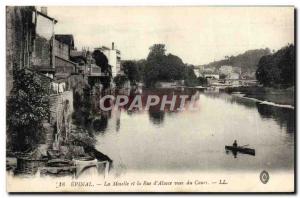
[204,92,258,109]
[93,117,109,133]
[148,109,165,125]
[204,92,295,134]
[94,88,295,134]
[226,150,238,158]
[143,88,199,125]
[92,88,294,172]
[256,103,295,133]
[98,88,200,126]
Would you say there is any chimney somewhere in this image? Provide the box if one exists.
[112,42,114,50]
[41,7,48,15]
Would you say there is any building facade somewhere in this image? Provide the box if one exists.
[6,6,36,95]
[54,34,77,79]
[95,42,121,77]
[31,7,57,78]
[219,65,233,76]
[6,6,79,96]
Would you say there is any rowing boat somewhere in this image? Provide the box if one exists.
[225,146,255,156]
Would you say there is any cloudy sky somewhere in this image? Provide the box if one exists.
[47,6,294,65]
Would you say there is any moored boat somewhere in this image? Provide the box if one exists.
[225,146,255,156]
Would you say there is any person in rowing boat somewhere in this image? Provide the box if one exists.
[232,140,238,158]
[233,140,238,148]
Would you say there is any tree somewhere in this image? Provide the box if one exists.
[144,64,160,87]
[113,74,128,88]
[184,66,198,86]
[144,44,185,87]
[161,54,185,81]
[256,44,294,87]
[136,59,147,81]
[92,50,111,76]
[197,76,208,86]
[147,44,166,61]
[7,68,49,151]
[278,45,295,86]
[144,44,167,87]
[122,60,140,84]
[256,55,277,86]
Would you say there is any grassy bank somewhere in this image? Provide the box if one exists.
[225,86,295,106]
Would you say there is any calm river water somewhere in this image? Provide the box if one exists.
[94,88,294,174]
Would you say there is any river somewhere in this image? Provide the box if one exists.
[93,88,294,175]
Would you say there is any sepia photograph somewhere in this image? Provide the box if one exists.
[5,5,295,193]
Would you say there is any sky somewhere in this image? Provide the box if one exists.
[47,6,294,65]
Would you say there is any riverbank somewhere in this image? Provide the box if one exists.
[224,86,295,107]
[6,129,112,176]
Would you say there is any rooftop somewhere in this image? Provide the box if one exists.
[36,10,57,23]
[55,34,75,48]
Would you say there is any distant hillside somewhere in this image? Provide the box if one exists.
[204,48,271,72]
